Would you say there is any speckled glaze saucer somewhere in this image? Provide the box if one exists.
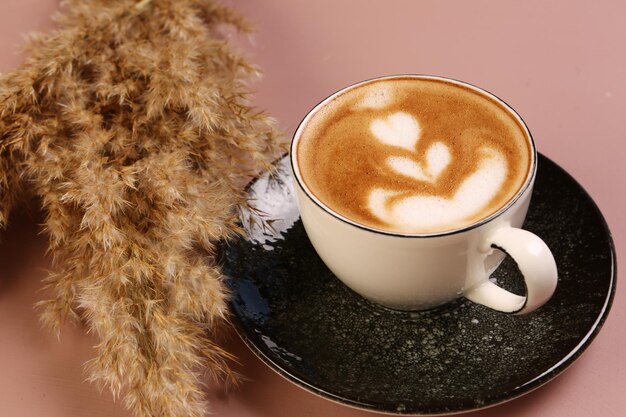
[219,154,616,415]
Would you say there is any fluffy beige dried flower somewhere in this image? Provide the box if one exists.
[0,0,286,416]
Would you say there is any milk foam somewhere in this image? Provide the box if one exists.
[295,77,531,234]
[357,83,394,109]
[387,142,451,183]
[368,147,508,232]
[371,111,452,183]
[370,112,420,151]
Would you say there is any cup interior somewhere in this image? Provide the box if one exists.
[290,74,537,238]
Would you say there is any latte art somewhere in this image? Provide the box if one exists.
[370,111,421,151]
[369,147,507,231]
[367,112,508,230]
[378,114,451,183]
[296,77,532,234]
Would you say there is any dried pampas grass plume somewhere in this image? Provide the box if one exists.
[0,0,286,416]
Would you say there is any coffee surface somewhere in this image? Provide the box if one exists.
[295,77,532,233]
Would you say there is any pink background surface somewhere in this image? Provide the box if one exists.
[1,1,624,416]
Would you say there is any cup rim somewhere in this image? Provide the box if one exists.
[290,74,538,238]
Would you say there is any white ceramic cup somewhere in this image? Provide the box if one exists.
[290,75,557,314]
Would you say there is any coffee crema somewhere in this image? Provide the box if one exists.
[295,77,532,234]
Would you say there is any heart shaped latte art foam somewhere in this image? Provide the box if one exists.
[368,111,508,231]
[387,142,451,183]
[369,148,507,231]
[370,111,421,151]
[371,111,451,183]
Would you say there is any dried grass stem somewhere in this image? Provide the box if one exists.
[0,1,286,416]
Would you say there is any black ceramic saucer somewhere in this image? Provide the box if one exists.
[219,154,616,415]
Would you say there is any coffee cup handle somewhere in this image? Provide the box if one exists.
[464,227,558,314]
